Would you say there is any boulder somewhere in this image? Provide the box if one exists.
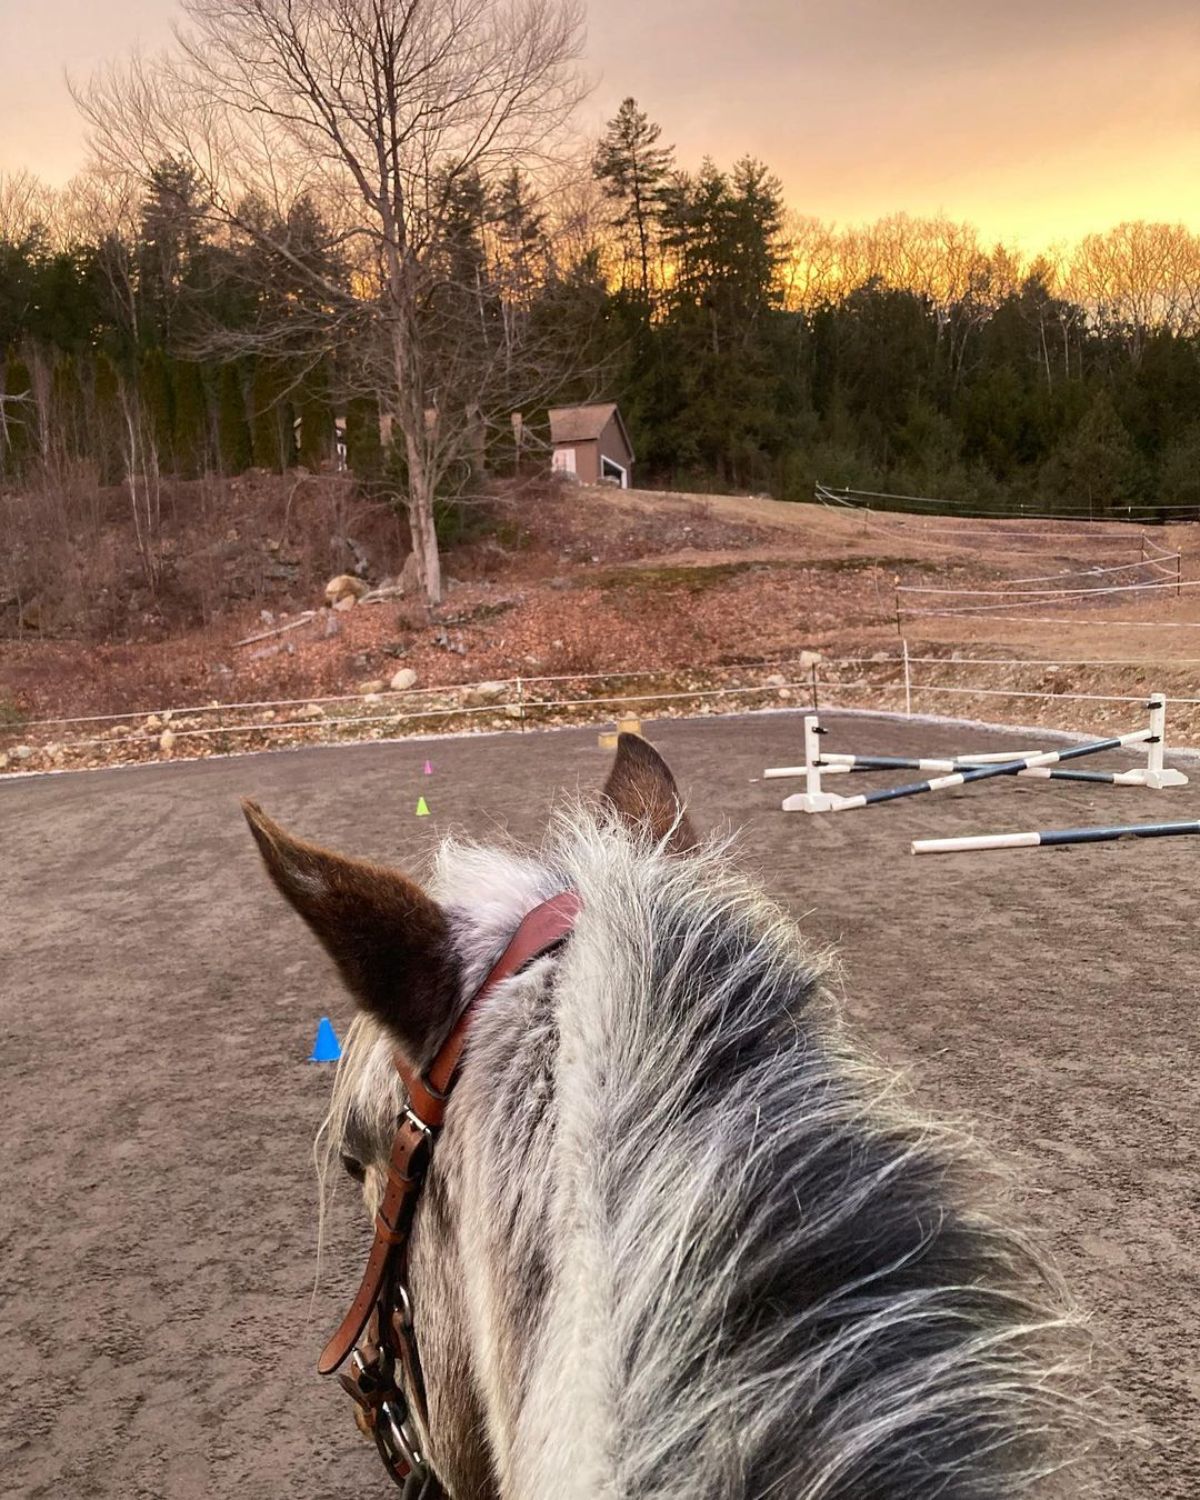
[325,574,368,606]
[798,650,823,669]
[360,679,386,696]
[466,680,508,706]
[14,744,33,760]
[159,729,176,753]
[764,672,787,689]
[298,703,325,721]
[333,595,357,613]
[389,667,418,693]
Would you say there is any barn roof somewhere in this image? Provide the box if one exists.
[548,402,634,460]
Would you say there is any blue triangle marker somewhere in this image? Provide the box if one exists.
[308,1016,342,1063]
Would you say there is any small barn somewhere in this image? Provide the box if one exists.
[548,402,635,488]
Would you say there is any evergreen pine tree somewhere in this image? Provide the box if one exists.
[297,366,335,470]
[250,359,295,472]
[172,359,210,477]
[594,99,675,304]
[0,350,34,474]
[92,351,125,485]
[345,394,383,479]
[217,363,253,474]
[139,347,175,464]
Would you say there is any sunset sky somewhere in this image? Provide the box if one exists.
[0,0,1196,249]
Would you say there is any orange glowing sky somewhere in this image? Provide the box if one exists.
[1,0,1197,249]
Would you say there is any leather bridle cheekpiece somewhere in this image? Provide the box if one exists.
[322,891,583,1495]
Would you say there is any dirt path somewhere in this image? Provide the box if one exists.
[2,713,1197,1496]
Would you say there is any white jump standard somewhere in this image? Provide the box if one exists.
[766,693,1186,813]
[914,819,1200,856]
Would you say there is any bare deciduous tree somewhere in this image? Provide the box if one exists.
[77,0,586,605]
[1066,221,1200,363]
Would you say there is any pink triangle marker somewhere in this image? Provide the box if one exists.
[423,759,433,775]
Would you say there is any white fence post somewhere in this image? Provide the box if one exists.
[902,639,912,717]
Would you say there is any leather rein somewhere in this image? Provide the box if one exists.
[321,891,583,1495]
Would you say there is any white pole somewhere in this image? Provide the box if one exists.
[902,639,912,717]
[913,831,1041,855]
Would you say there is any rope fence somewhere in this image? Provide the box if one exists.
[815,481,1200,525]
[10,649,1200,779]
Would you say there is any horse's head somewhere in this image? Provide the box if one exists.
[245,733,1097,1499]
[243,734,695,1492]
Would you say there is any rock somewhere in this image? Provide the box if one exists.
[778,688,792,701]
[159,729,176,753]
[363,693,382,705]
[323,612,342,638]
[389,668,418,692]
[0,752,8,771]
[325,574,368,606]
[260,609,275,625]
[143,714,162,733]
[250,643,281,661]
[333,594,357,613]
[14,744,33,760]
[798,650,823,669]
[161,709,173,725]
[298,703,325,721]
[44,742,61,758]
[466,680,508,706]
[505,703,524,719]
[360,679,386,696]
[764,672,787,689]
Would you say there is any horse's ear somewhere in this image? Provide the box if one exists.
[601,734,697,854]
[241,801,460,1064]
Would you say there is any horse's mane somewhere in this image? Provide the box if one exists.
[321,811,1099,1498]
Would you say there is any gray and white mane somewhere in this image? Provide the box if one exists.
[247,740,1096,1499]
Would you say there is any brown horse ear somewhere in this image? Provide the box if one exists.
[242,801,460,1065]
[601,734,697,854]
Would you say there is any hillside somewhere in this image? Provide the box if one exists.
[3,477,1200,772]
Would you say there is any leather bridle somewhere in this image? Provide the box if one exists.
[320,891,583,1495]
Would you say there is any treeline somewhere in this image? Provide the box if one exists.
[1,164,387,484]
[4,102,1200,518]
[591,102,1200,516]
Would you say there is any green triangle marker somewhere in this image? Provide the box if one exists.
[416,796,430,817]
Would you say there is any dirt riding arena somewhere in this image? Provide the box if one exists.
[2,711,1197,1498]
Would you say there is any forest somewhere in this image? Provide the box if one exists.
[3,95,1200,532]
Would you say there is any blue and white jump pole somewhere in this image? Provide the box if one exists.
[765,693,1186,813]
[913,819,1200,856]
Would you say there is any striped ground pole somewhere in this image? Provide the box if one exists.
[913,820,1200,856]
[818,755,1132,784]
[830,731,1149,811]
